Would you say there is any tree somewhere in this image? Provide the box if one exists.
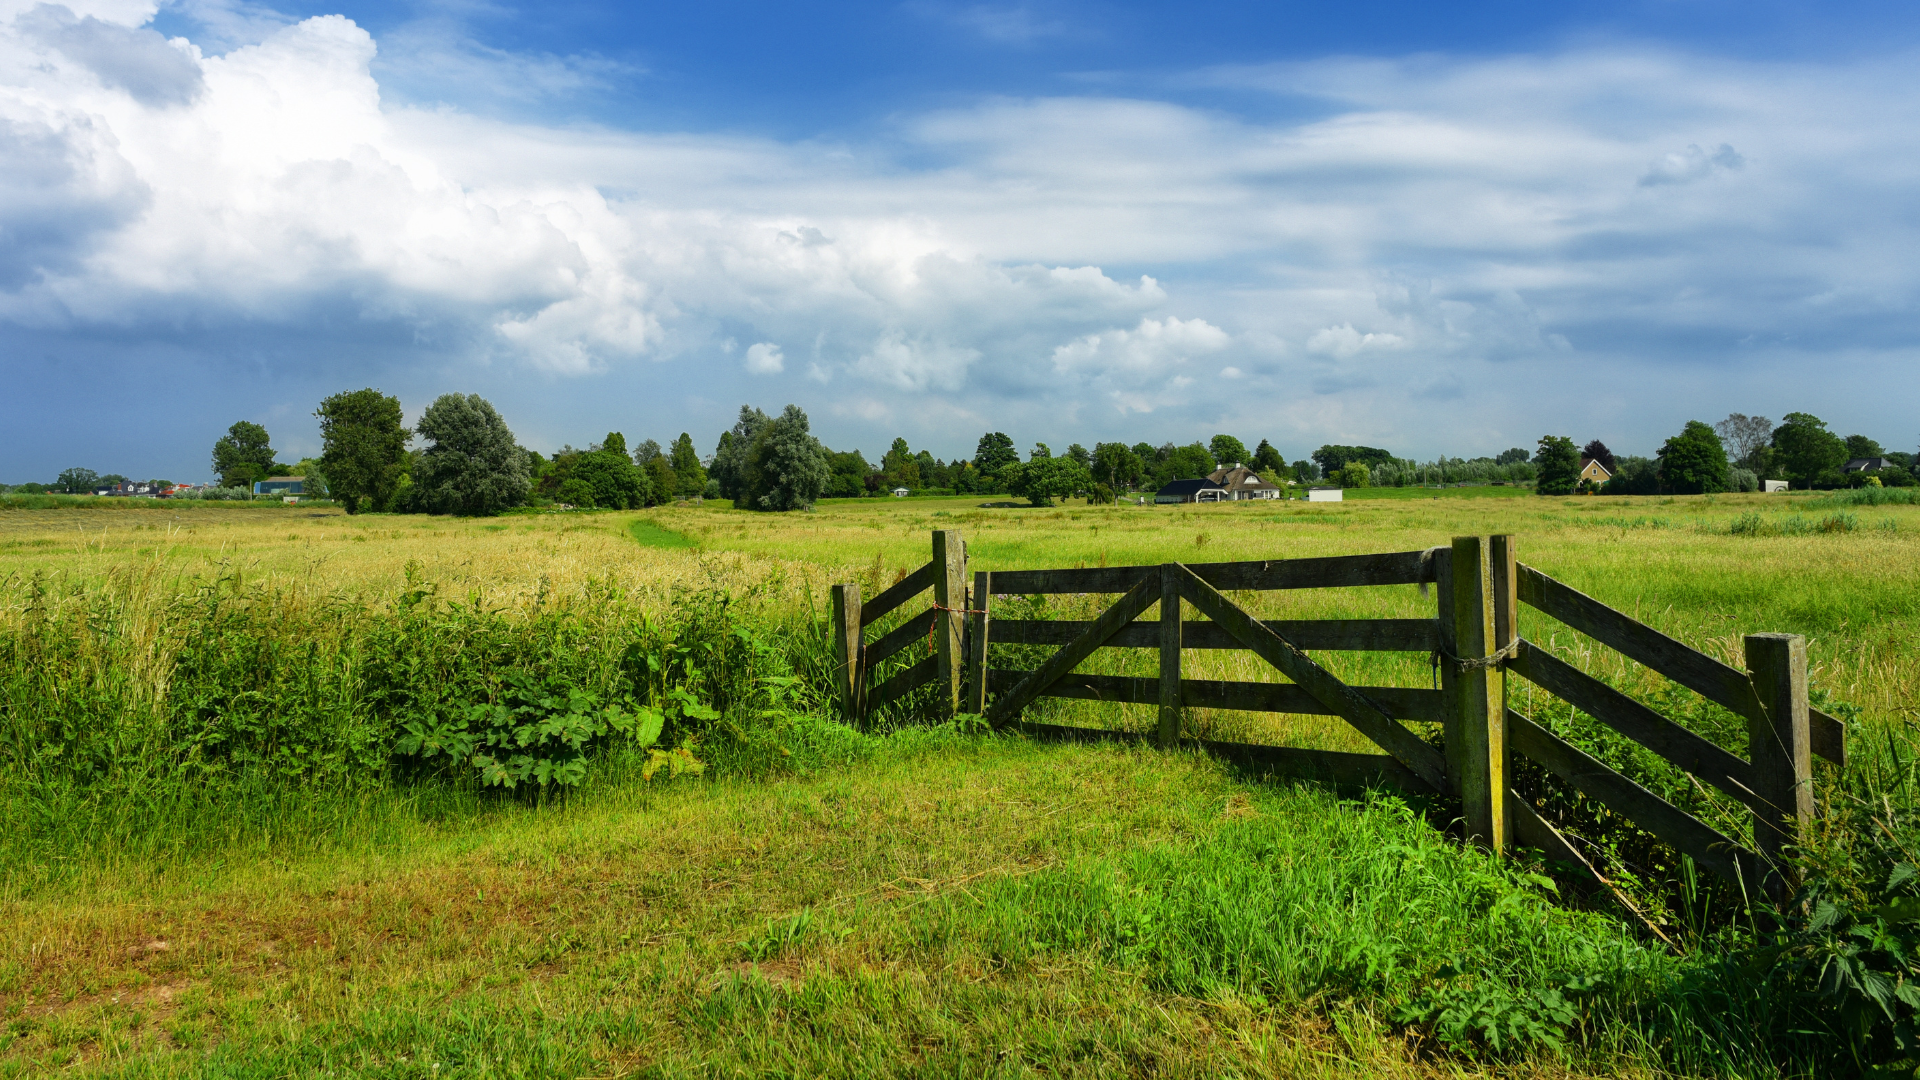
[1311,444,1394,476]
[212,421,277,489]
[711,406,772,500]
[410,394,531,515]
[1495,447,1530,466]
[602,432,629,458]
[1005,455,1091,506]
[824,449,872,497]
[55,467,99,494]
[972,432,1019,479]
[1065,443,1091,470]
[1581,440,1616,475]
[1091,442,1142,491]
[668,433,707,496]
[629,437,661,465]
[882,437,921,490]
[743,404,830,511]
[1846,434,1885,460]
[1603,456,1660,495]
[1292,459,1319,483]
[1535,435,1580,495]
[1165,442,1216,480]
[1771,412,1848,489]
[1656,420,1729,494]
[1209,434,1249,467]
[552,439,652,510]
[317,388,408,514]
[1251,439,1286,477]
[644,456,677,500]
[1334,462,1371,488]
[1029,442,1052,460]
[1713,414,1774,468]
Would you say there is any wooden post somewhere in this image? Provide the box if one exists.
[932,530,967,718]
[1159,563,1182,747]
[1745,632,1813,900]
[1447,536,1507,851]
[967,570,991,715]
[830,583,862,724]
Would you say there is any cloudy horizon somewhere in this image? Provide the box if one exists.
[2,0,1916,482]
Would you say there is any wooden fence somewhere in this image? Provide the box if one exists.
[830,530,1845,899]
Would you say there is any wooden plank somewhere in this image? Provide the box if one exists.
[966,571,990,715]
[830,584,862,721]
[1173,565,1452,794]
[986,669,1443,722]
[863,607,938,668]
[1519,564,1845,769]
[1016,721,1428,792]
[1447,535,1506,850]
[860,562,935,627]
[932,530,967,717]
[987,549,1431,595]
[1507,708,1753,886]
[1159,565,1181,747]
[1746,633,1813,901]
[866,654,938,712]
[1509,641,1760,811]
[986,576,1161,728]
[988,618,1437,652]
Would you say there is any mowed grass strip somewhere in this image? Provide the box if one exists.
[0,737,1660,1078]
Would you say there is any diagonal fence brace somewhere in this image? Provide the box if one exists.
[987,575,1161,730]
[1171,563,1452,795]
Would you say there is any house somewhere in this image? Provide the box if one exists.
[1154,478,1226,504]
[1845,457,1894,473]
[1578,457,1613,486]
[1204,463,1284,500]
[891,487,910,497]
[253,477,305,496]
[1307,487,1344,502]
[1763,480,1789,493]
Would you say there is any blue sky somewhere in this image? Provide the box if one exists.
[3,0,1918,481]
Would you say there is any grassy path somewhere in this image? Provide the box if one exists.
[0,736,1660,1078]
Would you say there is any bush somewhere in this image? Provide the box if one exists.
[1730,467,1759,492]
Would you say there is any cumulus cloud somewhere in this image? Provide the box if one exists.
[744,341,784,374]
[1639,142,1745,186]
[1305,323,1403,359]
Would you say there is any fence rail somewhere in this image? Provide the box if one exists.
[829,529,1842,904]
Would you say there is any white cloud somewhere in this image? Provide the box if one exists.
[1306,323,1404,359]
[744,341,784,374]
[1639,142,1745,186]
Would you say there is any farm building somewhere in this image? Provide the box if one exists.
[1577,457,1612,485]
[253,477,306,496]
[1154,478,1227,504]
[1763,480,1789,493]
[1845,457,1894,473]
[1204,463,1284,500]
[891,487,910,497]
[1307,487,1343,502]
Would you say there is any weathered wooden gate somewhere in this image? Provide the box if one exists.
[830,530,1844,899]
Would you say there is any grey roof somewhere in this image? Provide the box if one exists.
[1845,457,1894,471]
[1156,478,1225,497]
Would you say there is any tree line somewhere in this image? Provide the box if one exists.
[1530,414,1914,496]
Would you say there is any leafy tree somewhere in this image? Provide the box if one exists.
[824,449,872,498]
[1029,442,1052,460]
[1292,459,1319,483]
[711,406,772,500]
[410,394,532,516]
[1335,462,1371,488]
[1165,442,1216,481]
[1535,435,1580,495]
[972,432,1019,478]
[1005,455,1091,506]
[317,388,408,514]
[743,404,830,511]
[1495,447,1530,466]
[555,438,653,510]
[1209,434,1249,467]
[98,473,129,488]
[1251,439,1286,477]
[1065,443,1091,469]
[599,432,627,457]
[629,437,660,464]
[1132,441,1158,464]
[212,421,277,489]
[668,433,707,496]
[1581,440,1616,474]
[882,437,921,490]
[1655,420,1729,494]
[644,456,677,500]
[917,450,948,489]
[56,467,100,494]
[1846,434,1885,460]
[1602,455,1660,495]
[1714,413,1774,469]
[1091,442,1143,491]
[1772,412,1849,489]
[1311,444,1394,476]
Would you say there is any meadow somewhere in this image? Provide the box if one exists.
[0,488,1915,1077]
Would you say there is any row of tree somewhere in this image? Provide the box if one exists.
[1530,413,1915,496]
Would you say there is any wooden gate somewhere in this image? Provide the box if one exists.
[829,530,1843,899]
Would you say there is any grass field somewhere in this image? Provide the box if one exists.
[1,489,1915,1076]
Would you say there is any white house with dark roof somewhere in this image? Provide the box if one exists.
[1204,463,1285,500]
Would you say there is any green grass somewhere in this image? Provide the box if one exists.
[627,517,697,549]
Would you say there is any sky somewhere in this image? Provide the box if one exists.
[2,0,1918,482]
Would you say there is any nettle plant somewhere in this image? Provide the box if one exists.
[396,670,711,788]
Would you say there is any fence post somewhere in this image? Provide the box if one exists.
[1159,563,1182,747]
[1447,536,1507,852]
[932,530,967,718]
[967,570,991,714]
[830,583,862,724]
[1745,632,1813,901]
